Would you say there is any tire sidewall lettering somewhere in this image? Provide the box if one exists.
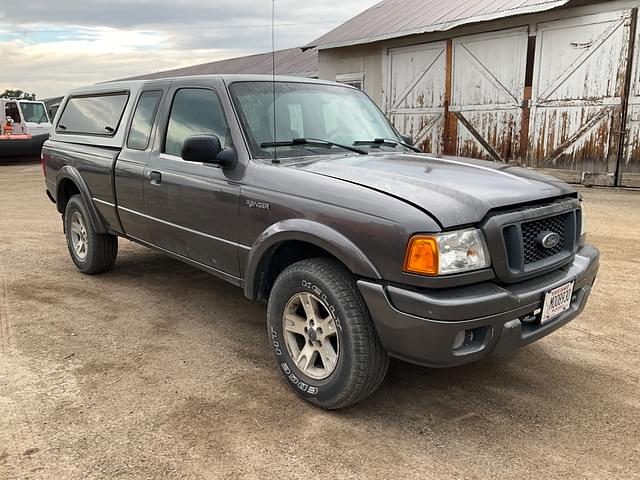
[269,277,344,398]
[270,326,282,356]
[271,324,320,396]
[300,279,342,331]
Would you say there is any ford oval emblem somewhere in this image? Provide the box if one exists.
[539,231,561,249]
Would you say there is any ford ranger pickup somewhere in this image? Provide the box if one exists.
[42,75,600,409]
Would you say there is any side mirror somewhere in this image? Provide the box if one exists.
[181,134,236,168]
[400,134,415,146]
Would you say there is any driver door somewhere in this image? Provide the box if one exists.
[143,79,241,279]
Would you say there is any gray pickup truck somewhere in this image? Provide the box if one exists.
[43,75,599,409]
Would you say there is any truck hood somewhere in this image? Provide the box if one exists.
[292,153,576,228]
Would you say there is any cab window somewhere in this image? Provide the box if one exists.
[127,91,162,150]
[5,103,21,123]
[164,88,228,157]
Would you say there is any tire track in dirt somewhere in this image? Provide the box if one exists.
[0,275,12,354]
[0,272,44,476]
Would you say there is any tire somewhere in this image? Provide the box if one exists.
[267,258,389,409]
[64,195,118,274]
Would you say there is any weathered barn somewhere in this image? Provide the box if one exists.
[309,0,640,187]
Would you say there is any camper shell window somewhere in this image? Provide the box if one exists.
[57,92,129,136]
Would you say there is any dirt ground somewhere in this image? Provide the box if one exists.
[0,162,638,480]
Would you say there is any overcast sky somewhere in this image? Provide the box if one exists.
[0,1,377,99]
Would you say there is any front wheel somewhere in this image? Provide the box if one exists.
[267,258,389,409]
[64,195,118,274]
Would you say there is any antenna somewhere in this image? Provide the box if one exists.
[271,0,279,164]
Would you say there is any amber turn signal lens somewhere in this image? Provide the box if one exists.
[404,236,438,276]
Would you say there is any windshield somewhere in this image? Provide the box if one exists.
[19,102,48,123]
[229,81,401,159]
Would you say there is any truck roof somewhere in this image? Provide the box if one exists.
[67,74,342,97]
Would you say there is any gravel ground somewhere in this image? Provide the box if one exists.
[0,163,638,480]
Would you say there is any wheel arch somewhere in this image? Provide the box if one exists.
[243,219,381,301]
[55,166,107,234]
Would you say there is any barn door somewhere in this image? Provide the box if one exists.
[528,10,634,186]
[386,42,446,153]
[451,28,529,162]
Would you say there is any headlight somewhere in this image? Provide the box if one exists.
[404,228,490,276]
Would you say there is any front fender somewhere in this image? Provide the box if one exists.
[56,166,107,234]
[243,218,381,300]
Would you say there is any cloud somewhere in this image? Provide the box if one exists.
[0,0,377,98]
[0,37,232,98]
[0,1,374,28]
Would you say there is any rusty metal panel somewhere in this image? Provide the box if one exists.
[528,10,633,186]
[450,28,529,162]
[386,42,447,153]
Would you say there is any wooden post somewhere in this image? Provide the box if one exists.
[443,39,457,155]
[615,7,638,186]
[520,34,536,165]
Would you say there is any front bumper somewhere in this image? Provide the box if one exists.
[359,244,599,368]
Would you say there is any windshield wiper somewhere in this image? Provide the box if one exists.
[354,138,422,153]
[260,137,368,155]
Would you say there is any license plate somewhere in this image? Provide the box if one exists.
[541,281,574,324]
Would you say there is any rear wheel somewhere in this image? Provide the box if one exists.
[64,195,118,274]
[267,258,389,409]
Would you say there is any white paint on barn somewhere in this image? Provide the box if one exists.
[320,0,640,186]
[528,9,632,185]
[451,28,529,163]
[385,42,447,154]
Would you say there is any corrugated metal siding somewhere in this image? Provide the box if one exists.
[123,47,318,81]
[308,0,570,49]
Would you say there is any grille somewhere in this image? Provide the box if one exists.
[521,213,568,265]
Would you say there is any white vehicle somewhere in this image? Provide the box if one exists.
[1,98,52,160]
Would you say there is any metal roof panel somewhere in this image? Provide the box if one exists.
[306,0,572,49]
[121,47,318,81]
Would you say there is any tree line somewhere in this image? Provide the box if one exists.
[1,89,37,100]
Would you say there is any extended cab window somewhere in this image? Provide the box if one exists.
[127,91,162,150]
[165,88,228,157]
[57,92,129,136]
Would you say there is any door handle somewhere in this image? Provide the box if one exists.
[148,171,162,186]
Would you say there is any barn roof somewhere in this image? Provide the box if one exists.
[122,46,317,81]
[306,0,572,49]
